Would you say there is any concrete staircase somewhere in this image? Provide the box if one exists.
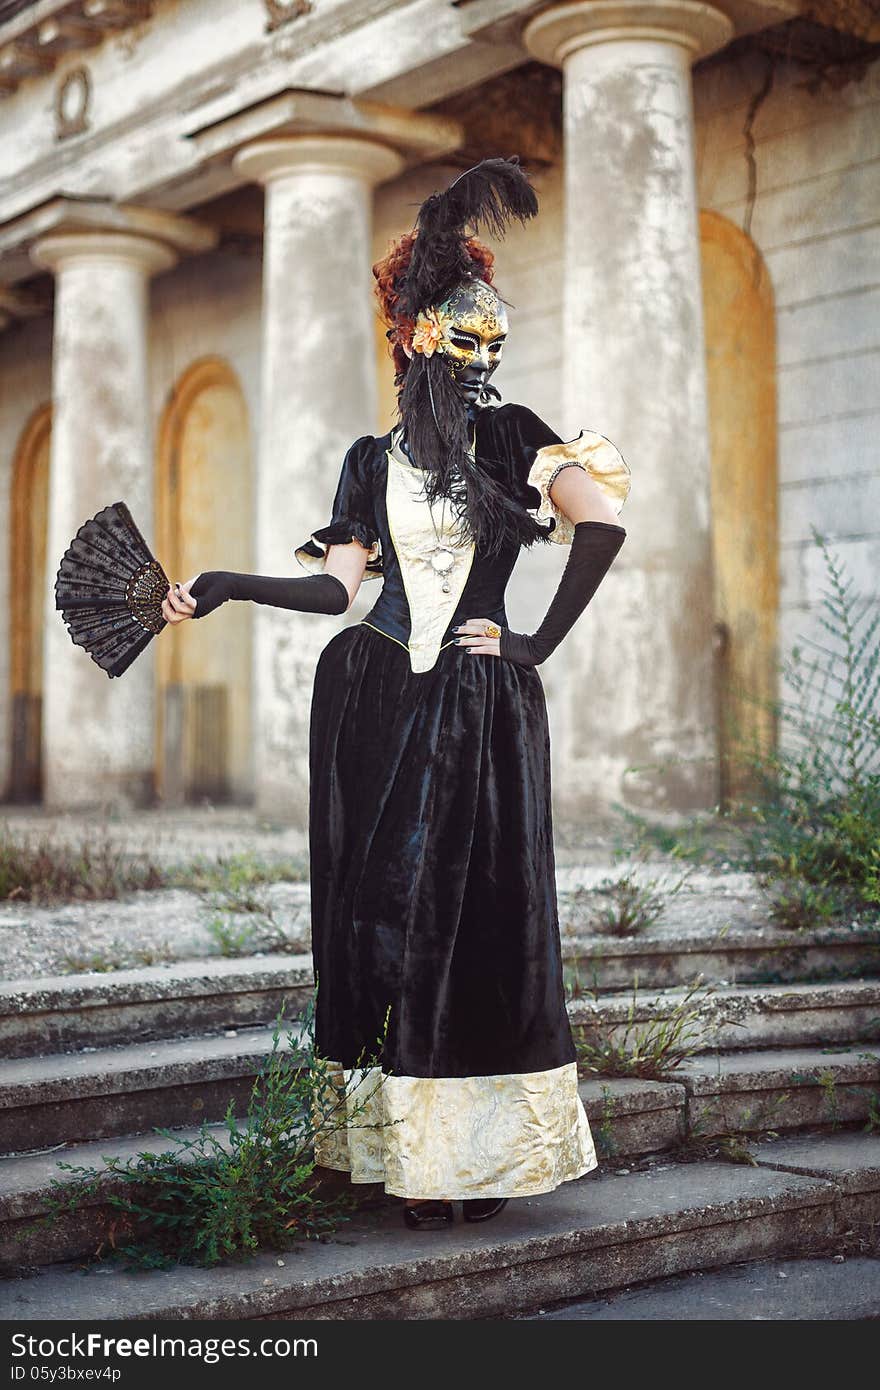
[1,914,879,1319]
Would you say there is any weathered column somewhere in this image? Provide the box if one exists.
[233,135,403,821]
[31,229,176,810]
[525,1,733,817]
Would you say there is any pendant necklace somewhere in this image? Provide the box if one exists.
[399,430,458,594]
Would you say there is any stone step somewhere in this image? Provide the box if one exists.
[0,1117,357,1272]
[2,1032,878,1268]
[3,986,878,1159]
[0,1075,685,1266]
[676,1045,880,1139]
[569,978,880,1053]
[1,1122,233,1271]
[744,1131,880,1230]
[0,956,314,1059]
[562,927,880,991]
[524,1256,880,1320]
[4,957,878,1060]
[0,1029,677,1165]
[525,1132,880,1319]
[589,1045,880,1154]
[0,1025,294,1156]
[2,1147,871,1321]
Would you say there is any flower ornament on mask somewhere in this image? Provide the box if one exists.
[411,307,450,358]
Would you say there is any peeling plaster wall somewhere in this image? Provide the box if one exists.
[0,316,53,798]
[693,48,880,753]
[148,246,262,484]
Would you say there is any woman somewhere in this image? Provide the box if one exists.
[161,158,631,1231]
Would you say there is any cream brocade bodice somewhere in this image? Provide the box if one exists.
[384,429,476,673]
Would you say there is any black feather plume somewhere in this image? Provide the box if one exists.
[399,353,553,557]
[399,156,538,318]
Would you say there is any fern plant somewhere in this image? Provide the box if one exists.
[614,531,880,913]
[730,527,880,918]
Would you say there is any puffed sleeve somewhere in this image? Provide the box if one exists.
[294,435,383,580]
[491,403,632,544]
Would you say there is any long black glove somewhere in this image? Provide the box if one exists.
[499,520,626,666]
[188,570,349,620]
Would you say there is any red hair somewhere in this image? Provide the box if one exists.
[372,231,496,388]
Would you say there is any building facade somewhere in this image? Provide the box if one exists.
[0,0,877,825]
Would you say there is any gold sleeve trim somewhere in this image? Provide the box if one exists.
[312,1059,597,1200]
[294,534,383,579]
[528,430,632,545]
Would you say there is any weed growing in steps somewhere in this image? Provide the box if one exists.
[564,862,696,938]
[202,909,306,959]
[863,1089,880,1133]
[29,995,392,1270]
[0,821,165,906]
[184,851,310,957]
[168,850,309,898]
[593,1086,619,1160]
[758,875,869,934]
[570,975,724,1080]
[204,916,265,958]
[680,1090,791,1165]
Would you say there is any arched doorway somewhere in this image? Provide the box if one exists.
[156,358,254,805]
[9,404,52,803]
[700,210,779,808]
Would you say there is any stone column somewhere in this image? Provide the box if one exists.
[525,1,734,817]
[233,135,403,821]
[31,229,176,811]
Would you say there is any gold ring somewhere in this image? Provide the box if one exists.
[484,622,501,638]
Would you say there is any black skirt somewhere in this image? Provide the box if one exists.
[307,621,596,1200]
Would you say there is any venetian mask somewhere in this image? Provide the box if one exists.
[411,280,508,404]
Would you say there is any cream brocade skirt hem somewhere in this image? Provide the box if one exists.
[312,1059,597,1200]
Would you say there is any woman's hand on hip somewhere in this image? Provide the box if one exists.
[161,576,199,624]
[453,617,502,658]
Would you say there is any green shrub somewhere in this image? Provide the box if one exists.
[32,996,390,1270]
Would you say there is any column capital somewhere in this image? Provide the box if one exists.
[0,196,217,288]
[524,0,734,67]
[233,133,404,188]
[31,230,177,278]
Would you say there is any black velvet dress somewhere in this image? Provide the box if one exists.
[295,402,630,1200]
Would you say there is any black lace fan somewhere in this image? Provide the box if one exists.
[54,501,170,678]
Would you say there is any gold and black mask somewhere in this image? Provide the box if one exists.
[411,280,508,405]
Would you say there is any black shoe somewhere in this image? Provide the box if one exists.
[462,1197,508,1223]
[403,1200,454,1230]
